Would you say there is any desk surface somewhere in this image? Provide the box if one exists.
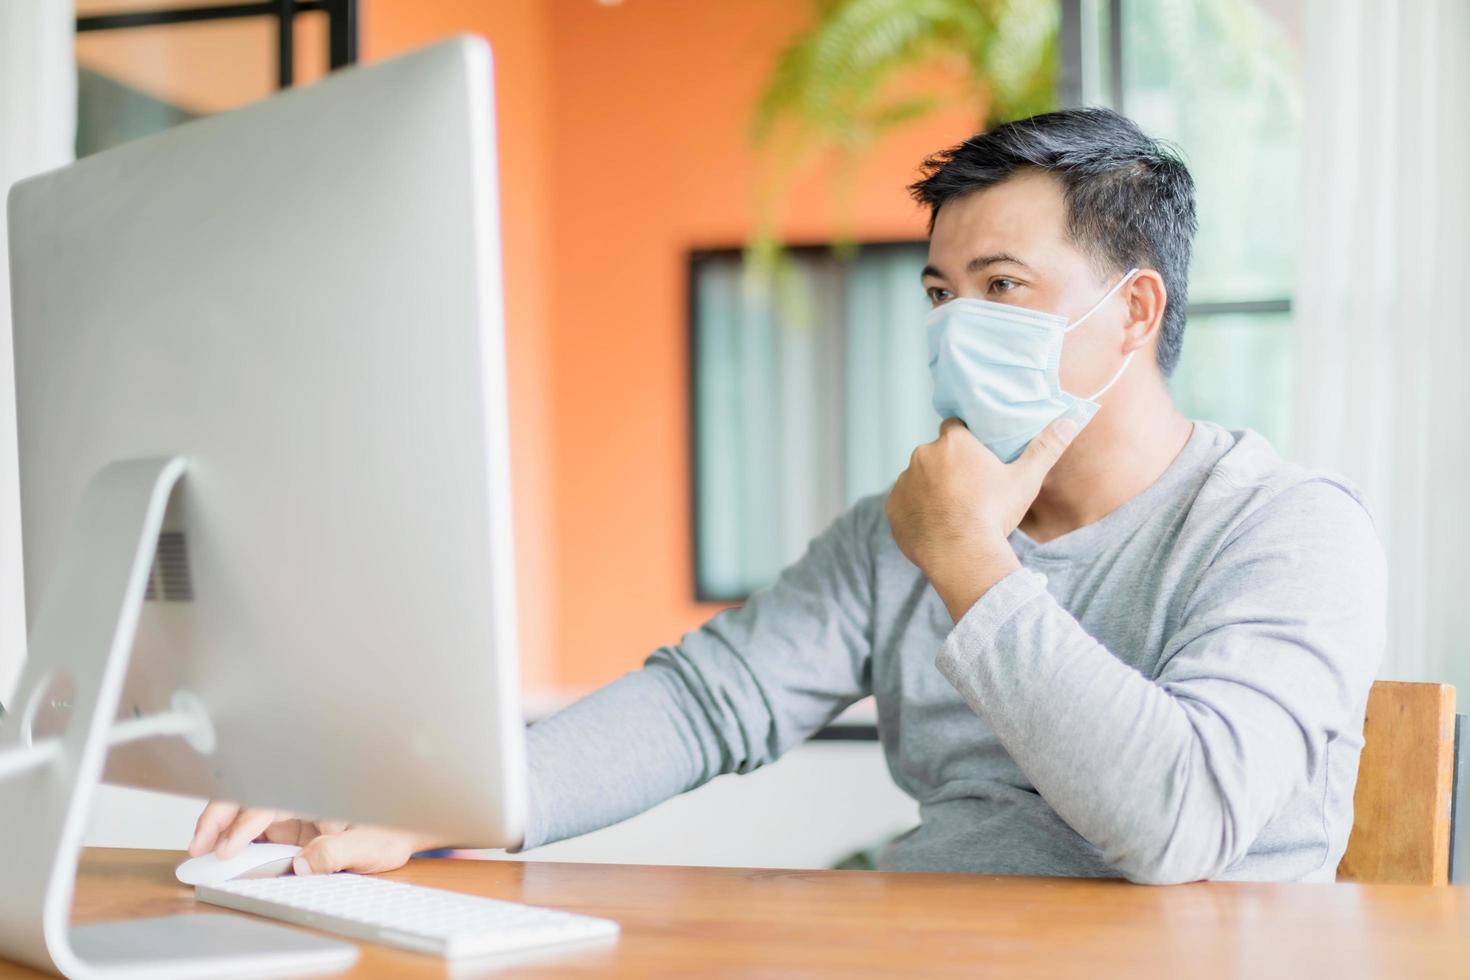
[8,848,1469,977]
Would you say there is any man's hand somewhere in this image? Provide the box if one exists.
[189,801,446,876]
[886,416,1079,622]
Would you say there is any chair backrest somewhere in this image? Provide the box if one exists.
[1338,681,1457,885]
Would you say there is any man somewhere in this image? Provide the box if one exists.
[191,108,1385,884]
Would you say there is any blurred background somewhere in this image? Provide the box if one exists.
[1,0,1467,865]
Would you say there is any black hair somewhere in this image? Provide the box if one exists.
[909,107,1197,376]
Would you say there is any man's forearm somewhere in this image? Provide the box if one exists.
[516,665,719,851]
[933,569,1299,885]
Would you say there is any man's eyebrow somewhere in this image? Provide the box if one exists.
[966,252,1033,274]
[920,253,1035,281]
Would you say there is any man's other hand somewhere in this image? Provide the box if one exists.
[188,800,444,876]
[886,416,1079,622]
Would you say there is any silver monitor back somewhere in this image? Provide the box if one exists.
[7,36,525,848]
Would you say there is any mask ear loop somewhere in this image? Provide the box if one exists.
[1062,267,1140,333]
[1086,350,1135,401]
[1064,267,1141,401]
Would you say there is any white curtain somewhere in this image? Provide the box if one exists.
[1294,0,1470,693]
[0,2,75,707]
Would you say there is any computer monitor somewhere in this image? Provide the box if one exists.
[0,36,524,976]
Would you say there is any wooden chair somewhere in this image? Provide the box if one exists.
[1338,681,1459,885]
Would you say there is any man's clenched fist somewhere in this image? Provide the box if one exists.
[886,416,1080,622]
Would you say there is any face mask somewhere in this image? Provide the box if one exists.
[925,268,1140,463]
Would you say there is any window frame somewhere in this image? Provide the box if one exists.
[1060,0,1295,321]
[76,0,358,90]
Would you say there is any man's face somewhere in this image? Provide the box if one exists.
[921,169,1135,397]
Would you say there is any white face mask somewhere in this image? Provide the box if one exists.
[925,269,1139,462]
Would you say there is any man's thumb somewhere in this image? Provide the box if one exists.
[294,834,351,876]
[1015,417,1081,477]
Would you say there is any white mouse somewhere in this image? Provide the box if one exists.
[175,842,302,886]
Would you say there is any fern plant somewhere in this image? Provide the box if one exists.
[749,0,1060,266]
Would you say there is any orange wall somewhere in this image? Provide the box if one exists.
[541,0,976,689]
[366,0,982,691]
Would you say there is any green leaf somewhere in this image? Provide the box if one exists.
[749,0,1060,263]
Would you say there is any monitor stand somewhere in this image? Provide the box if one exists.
[0,457,358,978]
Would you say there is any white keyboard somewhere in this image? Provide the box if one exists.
[196,873,619,960]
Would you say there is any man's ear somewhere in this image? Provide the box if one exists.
[1122,269,1167,354]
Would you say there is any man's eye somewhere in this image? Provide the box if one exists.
[925,287,952,305]
[990,277,1019,294]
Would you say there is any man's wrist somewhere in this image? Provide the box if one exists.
[925,538,1021,624]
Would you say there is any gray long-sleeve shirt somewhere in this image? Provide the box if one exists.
[520,422,1386,884]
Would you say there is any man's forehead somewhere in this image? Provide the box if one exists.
[926,171,1074,271]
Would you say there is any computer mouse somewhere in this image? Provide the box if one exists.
[175,842,302,886]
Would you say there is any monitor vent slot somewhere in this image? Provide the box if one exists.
[144,530,193,602]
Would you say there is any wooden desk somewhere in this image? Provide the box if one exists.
[5,848,1468,978]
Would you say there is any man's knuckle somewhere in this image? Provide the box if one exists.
[312,837,342,868]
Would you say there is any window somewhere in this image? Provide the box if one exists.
[692,0,1303,599]
[691,244,931,601]
[1074,0,1302,447]
[75,1,358,157]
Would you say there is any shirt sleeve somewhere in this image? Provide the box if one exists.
[933,479,1386,884]
[515,498,880,851]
